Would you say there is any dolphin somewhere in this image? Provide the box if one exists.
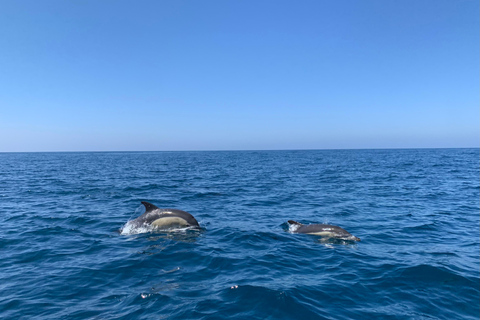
[287,220,360,241]
[128,201,200,230]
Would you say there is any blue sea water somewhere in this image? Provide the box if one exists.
[0,149,478,320]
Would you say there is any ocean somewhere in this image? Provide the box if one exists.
[0,149,478,319]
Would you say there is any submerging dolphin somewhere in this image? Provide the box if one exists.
[287,220,360,241]
[128,201,200,230]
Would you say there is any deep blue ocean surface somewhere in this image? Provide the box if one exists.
[0,149,478,319]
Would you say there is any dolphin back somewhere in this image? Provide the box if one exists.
[136,201,200,228]
[287,220,360,241]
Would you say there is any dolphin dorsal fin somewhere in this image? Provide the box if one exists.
[288,220,302,225]
[141,201,159,212]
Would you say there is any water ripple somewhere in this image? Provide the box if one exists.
[0,149,478,319]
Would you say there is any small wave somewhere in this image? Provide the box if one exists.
[122,184,179,192]
[316,238,359,247]
[220,285,329,320]
[399,264,476,286]
[244,199,281,207]
[402,222,437,231]
[181,191,224,200]
[195,191,223,197]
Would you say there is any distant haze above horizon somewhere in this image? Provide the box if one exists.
[1,0,478,152]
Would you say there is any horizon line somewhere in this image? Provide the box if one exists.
[0,146,478,154]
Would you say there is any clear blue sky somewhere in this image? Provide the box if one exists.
[0,0,478,152]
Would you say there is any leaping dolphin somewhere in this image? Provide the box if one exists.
[287,220,360,241]
[129,201,200,230]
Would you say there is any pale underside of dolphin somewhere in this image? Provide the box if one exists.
[130,201,200,230]
[288,220,360,241]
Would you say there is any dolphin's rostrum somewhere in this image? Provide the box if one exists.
[287,220,360,241]
[129,201,200,230]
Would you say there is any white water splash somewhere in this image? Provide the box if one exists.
[119,221,153,235]
[288,223,300,233]
[119,220,199,236]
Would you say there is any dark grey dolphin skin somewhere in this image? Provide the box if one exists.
[287,220,360,241]
[130,201,200,229]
